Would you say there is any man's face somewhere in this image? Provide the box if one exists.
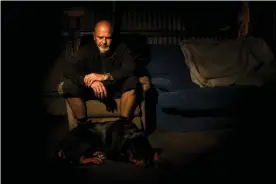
[93,26,112,54]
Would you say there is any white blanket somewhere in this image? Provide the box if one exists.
[180,37,276,87]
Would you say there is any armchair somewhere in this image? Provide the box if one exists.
[65,76,151,131]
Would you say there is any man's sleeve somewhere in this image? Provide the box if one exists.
[110,45,136,82]
[63,48,87,87]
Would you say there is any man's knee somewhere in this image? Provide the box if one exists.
[121,76,146,100]
[58,79,84,98]
[121,89,136,97]
[120,76,139,94]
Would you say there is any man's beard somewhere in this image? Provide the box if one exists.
[98,45,110,54]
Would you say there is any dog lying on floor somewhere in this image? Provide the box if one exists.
[55,119,159,167]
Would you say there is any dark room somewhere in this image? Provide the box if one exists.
[2,1,276,183]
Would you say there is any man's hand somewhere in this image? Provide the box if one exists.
[90,81,107,99]
[84,73,109,87]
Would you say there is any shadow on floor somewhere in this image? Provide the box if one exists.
[34,112,275,183]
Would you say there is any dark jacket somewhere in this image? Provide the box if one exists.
[64,41,136,87]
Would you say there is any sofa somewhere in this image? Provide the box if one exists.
[145,42,276,132]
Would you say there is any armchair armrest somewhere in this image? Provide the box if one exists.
[139,76,151,98]
[138,76,151,131]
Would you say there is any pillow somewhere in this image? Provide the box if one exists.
[179,37,276,87]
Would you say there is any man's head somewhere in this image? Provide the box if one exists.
[93,20,113,54]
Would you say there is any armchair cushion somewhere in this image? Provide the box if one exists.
[86,99,142,118]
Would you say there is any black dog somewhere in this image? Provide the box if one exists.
[55,119,159,167]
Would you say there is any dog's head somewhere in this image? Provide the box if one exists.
[104,119,160,167]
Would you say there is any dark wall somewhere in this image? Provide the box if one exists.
[3,2,65,181]
[3,2,65,119]
[250,2,276,50]
[3,2,64,77]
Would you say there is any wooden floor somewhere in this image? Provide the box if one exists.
[35,115,274,183]
[43,115,230,161]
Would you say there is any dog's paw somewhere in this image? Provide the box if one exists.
[129,152,160,167]
[80,156,104,165]
[79,151,106,165]
[93,151,107,161]
[129,157,146,167]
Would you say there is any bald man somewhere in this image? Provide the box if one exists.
[59,20,141,125]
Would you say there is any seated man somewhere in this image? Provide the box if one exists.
[58,20,142,125]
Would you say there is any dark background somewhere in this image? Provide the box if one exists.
[2,1,276,183]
